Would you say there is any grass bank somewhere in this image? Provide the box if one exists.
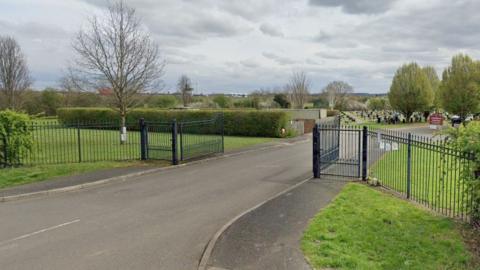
[302,183,478,270]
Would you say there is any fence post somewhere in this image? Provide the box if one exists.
[406,133,412,199]
[362,126,368,181]
[221,113,225,153]
[77,121,82,163]
[179,123,184,161]
[139,118,147,161]
[313,124,320,178]
[171,119,178,165]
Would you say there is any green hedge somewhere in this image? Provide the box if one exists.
[57,108,290,137]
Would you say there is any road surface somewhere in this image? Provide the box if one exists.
[0,140,312,270]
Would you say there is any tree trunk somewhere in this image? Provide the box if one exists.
[120,112,127,145]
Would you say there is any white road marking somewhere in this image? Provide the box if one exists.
[0,219,80,246]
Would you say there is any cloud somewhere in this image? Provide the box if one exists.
[309,0,397,14]
[262,52,298,65]
[259,23,284,37]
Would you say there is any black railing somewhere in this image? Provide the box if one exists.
[1,116,224,168]
[314,124,478,224]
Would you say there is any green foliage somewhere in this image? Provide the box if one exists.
[41,88,64,116]
[57,108,291,137]
[212,95,232,108]
[367,97,388,111]
[0,110,33,166]
[302,183,476,270]
[445,122,480,222]
[273,94,290,108]
[389,63,434,119]
[148,95,178,108]
[327,110,339,117]
[439,54,480,119]
[423,66,441,110]
[312,96,328,108]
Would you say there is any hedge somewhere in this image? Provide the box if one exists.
[57,108,291,138]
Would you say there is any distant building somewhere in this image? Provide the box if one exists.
[98,87,113,96]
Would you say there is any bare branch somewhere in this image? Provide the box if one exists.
[285,71,310,109]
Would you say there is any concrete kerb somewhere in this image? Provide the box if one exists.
[0,138,310,203]
[197,176,314,270]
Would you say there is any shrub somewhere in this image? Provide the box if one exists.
[327,110,339,117]
[0,110,33,167]
[445,122,480,224]
[57,108,291,137]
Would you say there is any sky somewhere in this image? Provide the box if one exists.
[0,0,479,94]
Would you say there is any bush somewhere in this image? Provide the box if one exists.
[327,110,339,117]
[445,122,480,224]
[57,108,291,137]
[0,110,33,167]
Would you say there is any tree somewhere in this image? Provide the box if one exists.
[149,95,177,108]
[422,66,441,110]
[388,63,433,120]
[177,75,193,107]
[273,93,290,108]
[41,88,64,116]
[367,97,387,111]
[71,1,164,143]
[322,81,353,110]
[286,71,310,109]
[213,94,232,108]
[439,54,480,121]
[0,36,32,110]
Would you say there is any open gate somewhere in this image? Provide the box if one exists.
[313,117,367,179]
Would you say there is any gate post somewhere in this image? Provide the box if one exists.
[406,133,412,199]
[313,124,320,178]
[362,126,368,181]
[139,118,147,161]
[221,113,225,153]
[171,119,179,165]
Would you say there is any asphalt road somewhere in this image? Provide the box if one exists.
[0,140,312,270]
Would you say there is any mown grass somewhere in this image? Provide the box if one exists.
[302,183,478,270]
[369,143,471,217]
[0,161,151,189]
[1,132,275,189]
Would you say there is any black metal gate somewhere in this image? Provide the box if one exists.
[140,116,224,165]
[313,117,367,179]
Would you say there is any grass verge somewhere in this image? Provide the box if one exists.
[302,183,478,270]
[0,136,276,190]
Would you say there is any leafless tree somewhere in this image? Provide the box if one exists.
[285,71,310,109]
[177,75,193,107]
[323,81,353,110]
[71,1,165,143]
[0,36,32,110]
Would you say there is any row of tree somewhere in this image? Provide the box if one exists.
[388,54,480,120]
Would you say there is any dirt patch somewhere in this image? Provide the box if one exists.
[459,224,480,268]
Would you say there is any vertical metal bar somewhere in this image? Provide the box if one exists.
[171,119,178,165]
[313,124,320,178]
[179,123,184,161]
[362,126,368,181]
[140,118,147,161]
[77,121,82,163]
[221,113,225,153]
[407,133,412,199]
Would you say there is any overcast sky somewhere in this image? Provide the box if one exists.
[0,0,478,94]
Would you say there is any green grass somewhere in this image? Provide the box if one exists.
[0,161,153,189]
[1,131,275,189]
[302,183,477,270]
[369,144,470,217]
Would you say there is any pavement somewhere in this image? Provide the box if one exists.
[205,177,346,270]
[0,138,314,270]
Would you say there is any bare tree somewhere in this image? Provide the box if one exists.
[322,81,353,110]
[0,36,32,110]
[285,71,310,109]
[177,75,193,107]
[71,1,164,143]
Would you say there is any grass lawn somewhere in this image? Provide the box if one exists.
[0,161,153,189]
[0,134,275,190]
[369,143,470,218]
[302,183,478,270]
